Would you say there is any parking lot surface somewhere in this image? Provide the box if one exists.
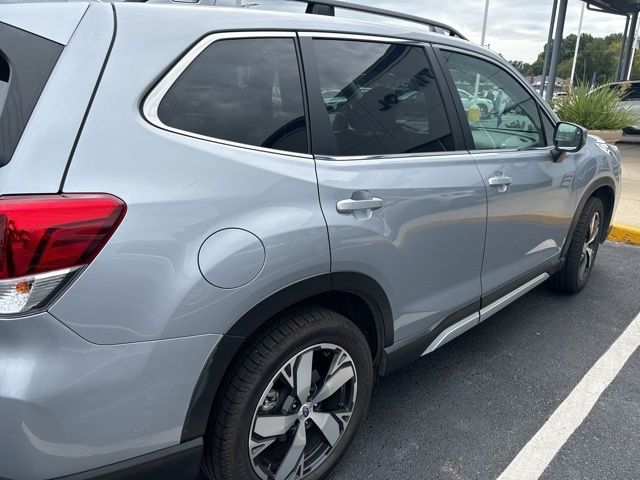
[327,242,640,480]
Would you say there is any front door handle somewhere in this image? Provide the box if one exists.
[488,176,513,193]
[336,197,384,213]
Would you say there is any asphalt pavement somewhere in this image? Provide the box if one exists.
[327,241,640,480]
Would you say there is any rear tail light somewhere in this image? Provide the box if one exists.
[0,194,126,315]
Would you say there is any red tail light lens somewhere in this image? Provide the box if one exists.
[0,194,126,315]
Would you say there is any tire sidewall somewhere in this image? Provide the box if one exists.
[228,313,373,480]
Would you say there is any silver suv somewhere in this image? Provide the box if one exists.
[0,1,621,479]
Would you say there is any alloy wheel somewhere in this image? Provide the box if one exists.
[579,210,600,282]
[249,344,357,480]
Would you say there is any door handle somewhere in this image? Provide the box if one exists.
[488,176,513,193]
[336,198,384,213]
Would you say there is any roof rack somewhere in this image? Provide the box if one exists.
[290,0,468,40]
[124,0,467,40]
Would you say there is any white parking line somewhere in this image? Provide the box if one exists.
[497,311,640,480]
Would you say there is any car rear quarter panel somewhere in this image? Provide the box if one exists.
[0,311,219,480]
[51,5,331,345]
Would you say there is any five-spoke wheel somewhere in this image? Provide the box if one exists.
[550,196,604,293]
[203,307,373,480]
[250,344,357,480]
[579,210,600,283]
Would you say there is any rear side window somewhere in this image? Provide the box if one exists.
[156,37,308,154]
[0,56,8,112]
[0,23,63,166]
[311,39,454,156]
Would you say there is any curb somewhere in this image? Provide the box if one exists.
[608,224,640,246]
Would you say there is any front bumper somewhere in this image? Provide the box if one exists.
[0,312,219,480]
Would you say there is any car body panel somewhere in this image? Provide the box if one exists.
[472,147,578,295]
[52,5,330,345]
[315,154,487,343]
[0,311,220,480]
[0,2,88,45]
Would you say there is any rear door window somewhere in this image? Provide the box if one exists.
[0,23,63,166]
[155,37,308,154]
[310,39,455,156]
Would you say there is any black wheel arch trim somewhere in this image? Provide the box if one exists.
[561,176,616,259]
[378,299,481,376]
[180,271,394,442]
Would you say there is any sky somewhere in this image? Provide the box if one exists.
[350,0,629,62]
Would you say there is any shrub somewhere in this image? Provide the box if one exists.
[553,82,640,130]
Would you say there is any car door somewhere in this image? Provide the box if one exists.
[438,48,576,305]
[299,33,487,354]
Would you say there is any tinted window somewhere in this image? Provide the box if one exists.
[0,56,8,113]
[158,38,308,154]
[442,51,550,150]
[0,24,62,166]
[312,40,454,156]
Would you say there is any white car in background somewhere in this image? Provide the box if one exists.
[602,80,640,134]
[457,88,493,118]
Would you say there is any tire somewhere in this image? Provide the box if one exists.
[202,306,373,480]
[479,104,489,119]
[550,196,604,293]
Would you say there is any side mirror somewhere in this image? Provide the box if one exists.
[552,122,587,161]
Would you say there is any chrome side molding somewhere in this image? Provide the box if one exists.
[422,272,550,356]
[480,273,550,323]
[422,313,480,356]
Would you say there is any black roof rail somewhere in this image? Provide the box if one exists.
[290,0,468,40]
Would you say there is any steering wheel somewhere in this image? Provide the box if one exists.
[500,135,535,149]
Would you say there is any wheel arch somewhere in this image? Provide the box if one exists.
[180,272,394,443]
[561,176,616,259]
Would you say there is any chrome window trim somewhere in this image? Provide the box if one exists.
[315,151,472,162]
[142,31,313,159]
[469,146,555,156]
[298,31,424,45]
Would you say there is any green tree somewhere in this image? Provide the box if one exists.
[510,60,532,76]
[523,33,629,84]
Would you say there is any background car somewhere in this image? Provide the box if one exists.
[600,80,640,133]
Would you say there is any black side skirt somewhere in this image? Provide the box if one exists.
[51,439,203,480]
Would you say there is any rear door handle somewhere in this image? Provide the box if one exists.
[336,198,384,213]
[488,176,513,193]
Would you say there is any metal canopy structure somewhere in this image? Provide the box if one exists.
[544,0,640,102]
